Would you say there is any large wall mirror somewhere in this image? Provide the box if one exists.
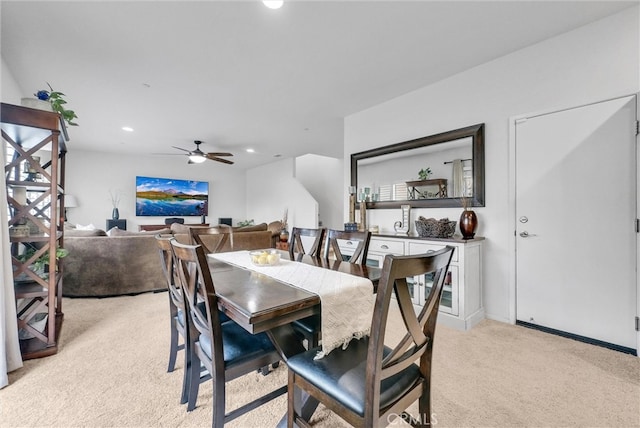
[350,123,485,209]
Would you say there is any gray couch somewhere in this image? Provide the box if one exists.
[62,223,276,297]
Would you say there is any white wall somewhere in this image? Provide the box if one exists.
[344,7,640,323]
[296,154,343,229]
[1,56,22,104]
[246,157,318,229]
[65,150,247,230]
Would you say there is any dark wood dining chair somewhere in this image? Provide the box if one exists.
[189,225,234,253]
[170,240,286,426]
[156,234,234,405]
[287,246,455,428]
[293,229,372,348]
[324,229,371,264]
[288,227,326,260]
[155,234,191,404]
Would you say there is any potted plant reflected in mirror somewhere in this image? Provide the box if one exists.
[418,168,432,180]
[459,196,478,239]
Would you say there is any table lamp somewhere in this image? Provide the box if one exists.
[65,195,78,222]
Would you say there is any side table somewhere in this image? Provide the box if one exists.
[106,219,127,231]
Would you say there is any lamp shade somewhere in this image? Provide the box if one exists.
[65,195,79,208]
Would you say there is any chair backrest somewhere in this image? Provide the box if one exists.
[170,240,225,363]
[155,234,183,313]
[189,225,234,253]
[364,246,454,422]
[288,227,325,260]
[324,229,371,264]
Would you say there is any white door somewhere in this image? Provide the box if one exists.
[515,95,637,350]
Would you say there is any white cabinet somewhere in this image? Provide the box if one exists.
[362,235,484,331]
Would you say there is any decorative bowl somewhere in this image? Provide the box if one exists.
[249,249,281,266]
[414,216,456,238]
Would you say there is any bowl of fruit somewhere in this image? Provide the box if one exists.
[249,249,281,266]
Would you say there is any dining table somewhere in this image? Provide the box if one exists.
[206,250,381,425]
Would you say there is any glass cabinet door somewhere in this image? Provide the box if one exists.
[414,266,458,315]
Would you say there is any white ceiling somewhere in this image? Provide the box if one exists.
[1,0,635,169]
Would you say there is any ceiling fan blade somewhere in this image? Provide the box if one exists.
[206,152,233,157]
[171,146,192,153]
[207,156,234,165]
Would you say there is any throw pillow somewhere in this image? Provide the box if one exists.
[66,228,107,237]
[233,223,268,232]
[76,223,96,230]
[108,227,171,236]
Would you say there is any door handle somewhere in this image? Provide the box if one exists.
[519,231,537,238]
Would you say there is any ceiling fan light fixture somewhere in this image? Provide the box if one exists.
[189,154,207,163]
[263,1,283,10]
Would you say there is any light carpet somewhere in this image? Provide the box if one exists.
[1,292,638,427]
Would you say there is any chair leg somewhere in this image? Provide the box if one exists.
[211,371,226,428]
[186,349,201,411]
[168,318,179,372]
[287,370,296,428]
[259,365,271,376]
[179,335,190,404]
[417,384,431,428]
[310,331,321,349]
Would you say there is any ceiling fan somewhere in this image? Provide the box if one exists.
[170,140,234,165]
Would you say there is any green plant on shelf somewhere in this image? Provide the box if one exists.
[34,82,79,126]
[18,245,69,273]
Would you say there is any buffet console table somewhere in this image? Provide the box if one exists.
[339,234,484,331]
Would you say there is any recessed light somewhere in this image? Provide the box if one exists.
[263,1,283,9]
[122,126,134,132]
[246,148,255,153]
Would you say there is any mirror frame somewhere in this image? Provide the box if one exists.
[350,123,485,209]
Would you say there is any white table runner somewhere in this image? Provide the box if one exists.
[210,251,374,358]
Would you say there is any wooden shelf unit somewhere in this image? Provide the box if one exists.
[2,102,68,359]
[405,179,448,199]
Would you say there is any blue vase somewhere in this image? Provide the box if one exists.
[112,208,119,220]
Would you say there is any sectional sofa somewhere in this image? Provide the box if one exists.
[62,222,279,297]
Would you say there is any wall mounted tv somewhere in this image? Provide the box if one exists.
[136,176,209,217]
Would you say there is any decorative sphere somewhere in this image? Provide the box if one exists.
[36,90,50,101]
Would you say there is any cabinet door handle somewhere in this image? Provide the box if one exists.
[380,244,389,250]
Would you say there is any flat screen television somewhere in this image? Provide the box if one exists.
[135,176,209,217]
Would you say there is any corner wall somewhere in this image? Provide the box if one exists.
[296,154,343,229]
[246,157,318,228]
[344,7,640,322]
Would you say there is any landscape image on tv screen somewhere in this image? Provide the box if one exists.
[136,176,209,217]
